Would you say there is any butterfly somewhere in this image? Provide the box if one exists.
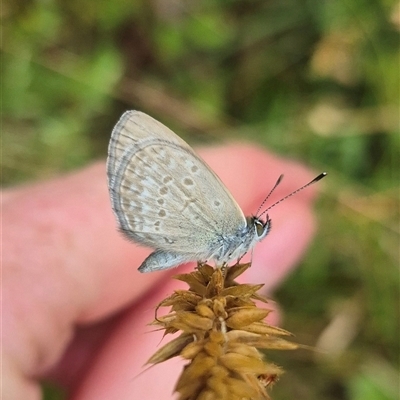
[107,111,326,272]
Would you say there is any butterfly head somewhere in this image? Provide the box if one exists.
[246,215,271,242]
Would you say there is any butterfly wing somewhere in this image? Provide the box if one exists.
[107,111,246,255]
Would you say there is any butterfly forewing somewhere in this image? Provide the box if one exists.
[107,111,192,177]
[107,111,246,254]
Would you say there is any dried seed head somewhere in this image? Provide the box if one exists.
[146,263,298,399]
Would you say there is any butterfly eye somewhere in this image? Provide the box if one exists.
[254,218,269,239]
[254,219,263,236]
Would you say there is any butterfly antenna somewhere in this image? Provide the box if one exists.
[255,174,284,216]
[258,172,327,218]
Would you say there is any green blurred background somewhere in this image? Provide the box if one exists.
[3,0,399,399]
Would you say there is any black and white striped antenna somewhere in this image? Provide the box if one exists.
[256,172,327,218]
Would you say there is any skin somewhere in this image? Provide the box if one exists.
[2,144,321,400]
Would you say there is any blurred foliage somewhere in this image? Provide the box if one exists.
[2,0,399,399]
